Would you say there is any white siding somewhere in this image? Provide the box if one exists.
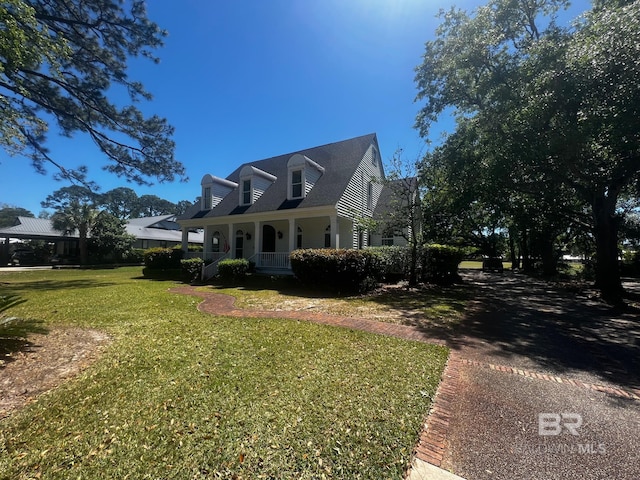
[305,166,323,196]
[336,144,384,219]
[252,175,273,202]
[211,182,234,207]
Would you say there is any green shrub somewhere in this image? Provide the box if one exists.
[121,248,145,264]
[368,246,411,283]
[180,257,204,283]
[422,244,465,285]
[143,247,183,269]
[290,249,383,294]
[217,258,250,283]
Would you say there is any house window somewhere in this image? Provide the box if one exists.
[367,182,373,210]
[297,226,303,249]
[203,186,212,209]
[212,231,220,253]
[382,237,394,246]
[291,169,303,199]
[324,225,331,248]
[242,179,252,205]
[371,146,378,166]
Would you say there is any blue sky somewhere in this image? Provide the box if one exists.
[0,0,591,215]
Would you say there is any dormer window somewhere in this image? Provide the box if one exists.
[287,154,325,201]
[242,179,252,205]
[203,186,212,209]
[239,165,277,206]
[291,169,303,199]
[201,174,238,210]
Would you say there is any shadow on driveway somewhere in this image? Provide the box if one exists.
[421,271,640,390]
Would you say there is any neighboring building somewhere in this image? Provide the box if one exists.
[0,215,203,264]
[177,133,412,278]
[125,215,203,250]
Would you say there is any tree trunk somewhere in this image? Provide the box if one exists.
[508,227,519,270]
[408,243,419,287]
[79,227,89,265]
[540,236,557,276]
[520,229,534,272]
[592,192,622,302]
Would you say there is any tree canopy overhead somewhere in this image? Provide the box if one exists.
[415,0,640,300]
[0,0,185,185]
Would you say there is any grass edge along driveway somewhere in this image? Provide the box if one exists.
[0,267,448,479]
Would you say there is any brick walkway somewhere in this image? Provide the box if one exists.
[169,286,446,345]
[169,285,640,475]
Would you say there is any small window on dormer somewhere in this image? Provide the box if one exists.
[203,186,212,209]
[291,170,303,199]
[242,179,251,205]
[371,146,378,166]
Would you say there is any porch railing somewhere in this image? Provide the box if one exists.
[201,252,230,280]
[251,252,291,270]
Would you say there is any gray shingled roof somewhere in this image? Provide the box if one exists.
[373,177,419,219]
[179,133,378,220]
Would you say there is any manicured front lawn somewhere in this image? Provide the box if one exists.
[0,267,448,479]
[213,275,470,330]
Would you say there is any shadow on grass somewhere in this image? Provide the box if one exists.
[208,275,348,300]
[1,294,48,370]
[0,279,116,293]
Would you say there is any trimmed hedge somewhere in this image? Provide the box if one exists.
[143,247,183,269]
[180,258,204,284]
[368,246,411,283]
[217,258,250,283]
[421,244,465,285]
[290,248,383,294]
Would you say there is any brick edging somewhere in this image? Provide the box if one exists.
[413,352,463,468]
[458,358,640,401]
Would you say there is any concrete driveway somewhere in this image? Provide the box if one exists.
[411,271,640,480]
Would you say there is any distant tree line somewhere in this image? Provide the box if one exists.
[1,187,195,265]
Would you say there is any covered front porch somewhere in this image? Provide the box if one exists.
[180,210,359,279]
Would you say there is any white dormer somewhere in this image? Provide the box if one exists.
[239,165,277,206]
[287,154,325,200]
[201,174,238,210]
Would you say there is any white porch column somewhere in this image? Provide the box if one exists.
[254,221,261,266]
[288,218,296,253]
[330,215,339,249]
[227,223,234,257]
[181,228,189,253]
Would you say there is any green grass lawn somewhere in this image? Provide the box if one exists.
[0,267,448,479]
[212,275,470,336]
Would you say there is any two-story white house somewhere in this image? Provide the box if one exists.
[177,133,407,278]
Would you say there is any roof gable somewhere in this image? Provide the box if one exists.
[197,133,378,218]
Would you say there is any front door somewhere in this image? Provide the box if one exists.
[262,225,276,253]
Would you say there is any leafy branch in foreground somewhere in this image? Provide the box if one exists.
[0,0,185,185]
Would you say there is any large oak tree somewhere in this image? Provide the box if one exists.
[415,0,640,300]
